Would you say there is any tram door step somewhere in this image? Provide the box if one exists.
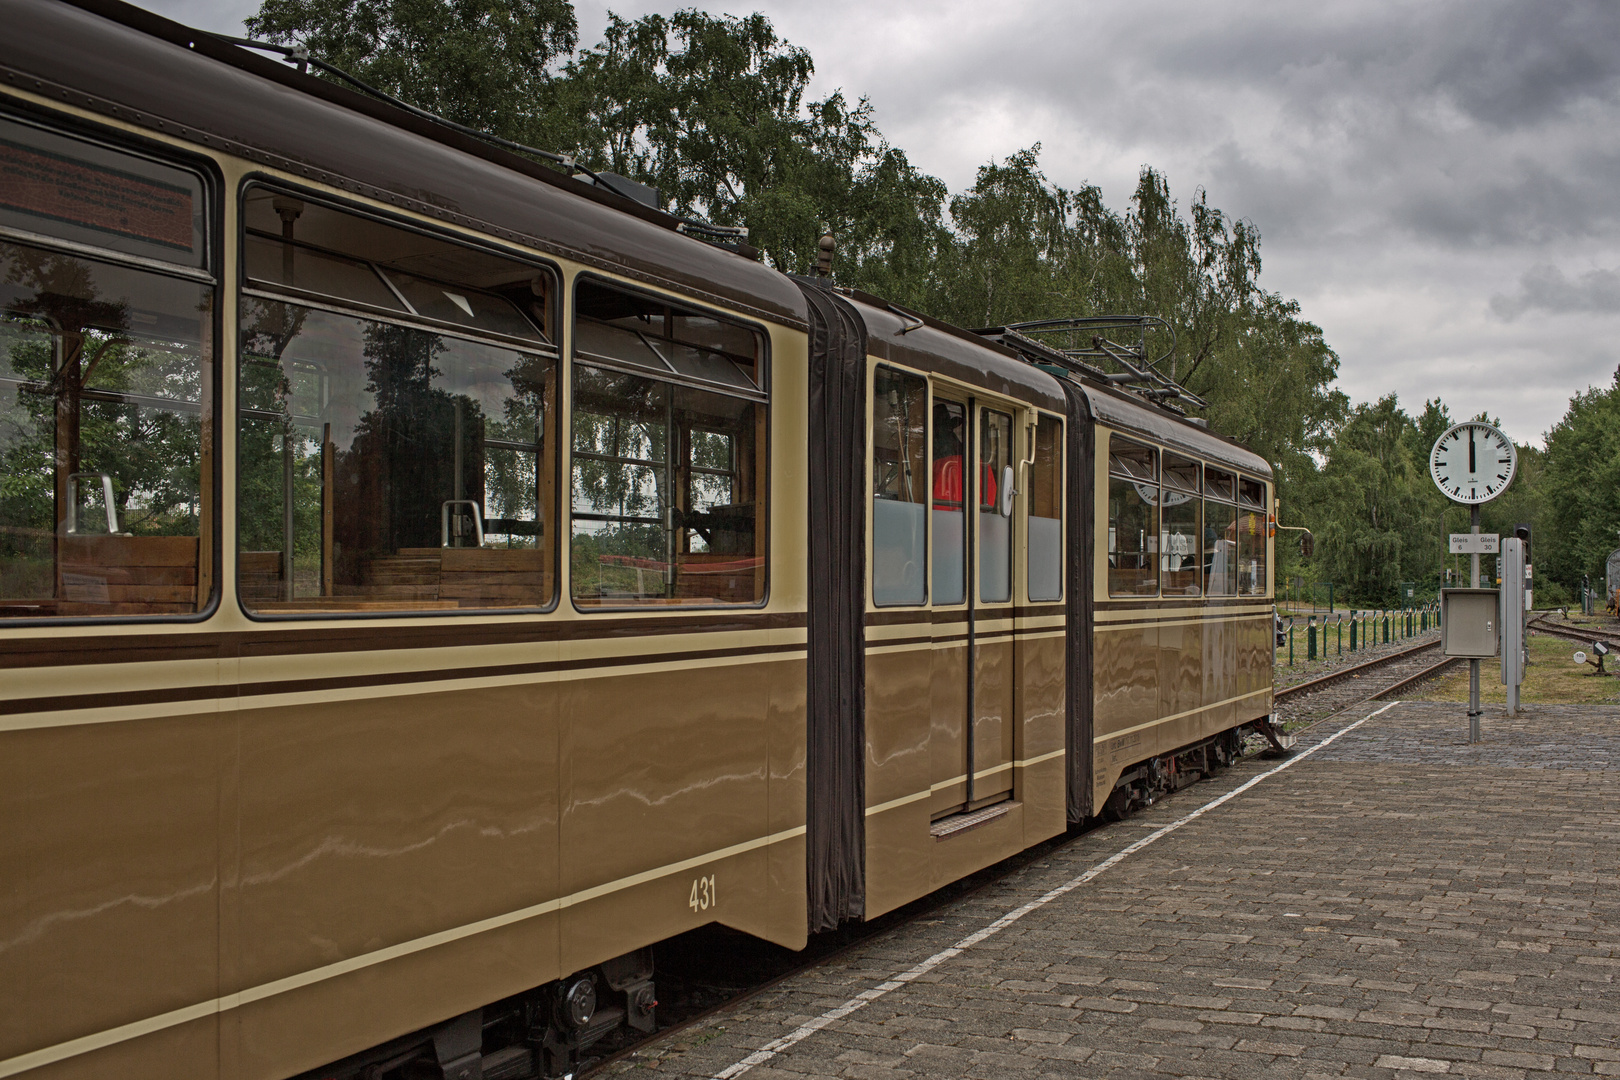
[930,801,1013,840]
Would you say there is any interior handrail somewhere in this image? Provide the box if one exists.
[66,472,120,535]
[441,500,485,547]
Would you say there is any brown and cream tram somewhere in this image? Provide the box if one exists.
[0,3,1276,1078]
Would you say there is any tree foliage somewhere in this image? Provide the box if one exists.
[551,10,947,276]
[245,0,578,139]
[1539,376,1620,593]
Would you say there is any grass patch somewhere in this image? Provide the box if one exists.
[1409,630,1620,705]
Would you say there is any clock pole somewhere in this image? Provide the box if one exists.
[1469,504,1481,743]
[1432,420,1516,746]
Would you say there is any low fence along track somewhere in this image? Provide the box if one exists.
[1274,636,1458,726]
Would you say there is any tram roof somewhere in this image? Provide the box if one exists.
[1079,381,1273,479]
[5,0,812,330]
[843,293,1069,412]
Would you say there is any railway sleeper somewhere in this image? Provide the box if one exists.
[1100,722,1275,821]
[298,947,657,1080]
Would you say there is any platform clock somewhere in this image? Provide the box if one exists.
[1430,421,1516,504]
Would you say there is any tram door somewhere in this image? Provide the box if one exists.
[971,404,1017,807]
[928,396,1017,817]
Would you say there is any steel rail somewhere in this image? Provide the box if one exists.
[1368,656,1462,699]
[1527,616,1620,654]
[1274,637,1441,703]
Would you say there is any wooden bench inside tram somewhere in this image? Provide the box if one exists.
[242,545,551,611]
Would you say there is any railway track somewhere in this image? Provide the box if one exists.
[1526,615,1620,654]
[1273,636,1458,726]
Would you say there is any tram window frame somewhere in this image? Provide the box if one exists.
[1236,476,1268,597]
[0,109,222,624]
[977,407,1015,605]
[234,179,563,618]
[1160,453,1202,597]
[568,274,770,610]
[1026,412,1063,603]
[1106,435,1159,597]
[1203,466,1238,596]
[871,364,928,607]
[931,394,968,607]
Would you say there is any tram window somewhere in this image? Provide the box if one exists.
[1204,466,1236,503]
[570,279,766,607]
[240,187,554,346]
[1027,414,1062,602]
[236,187,560,614]
[1237,501,1267,596]
[1237,476,1265,510]
[1204,498,1237,596]
[980,409,1013,604]
[0,113,207,269]
[1107,438,1158,596]
[1236,475,1267,595]
[0,115,211,620]
[1160,453,1201,596]
[573,279,760,395]
[931,397,967,605]
[871,365,926,606]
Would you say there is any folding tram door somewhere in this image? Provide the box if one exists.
[927,393,1018,821]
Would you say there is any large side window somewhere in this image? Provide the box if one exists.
[1237,476,1268,597]
[1027,413,1062,602]
[236,185,558,614]
[931,396,967,605]
[0,113,212,619]
[1203,466,1238,596]
[1161,453,1201,596]
[1107,437,1158,596]
[979,408,1013,603]
[871,365,926,606]
[569,278,766,607]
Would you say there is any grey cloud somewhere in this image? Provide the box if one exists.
[1433,1,1620,128]
[1492,264,1620,320]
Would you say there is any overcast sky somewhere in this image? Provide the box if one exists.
[144,0,1620,447]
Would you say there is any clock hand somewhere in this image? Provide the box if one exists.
[1469,431,1476,473]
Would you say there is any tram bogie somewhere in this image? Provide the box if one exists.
[0,3,1275,1078]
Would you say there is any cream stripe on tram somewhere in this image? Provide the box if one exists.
[0,649,808,733]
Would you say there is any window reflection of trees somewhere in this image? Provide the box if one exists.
[1,242,208,616]
[238,299,554,610]
[569,357,762,606]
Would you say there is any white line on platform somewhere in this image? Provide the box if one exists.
[710,701,1402,1080]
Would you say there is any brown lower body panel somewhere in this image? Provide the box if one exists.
[0,646,808,1080]
[1091,613,1273,809]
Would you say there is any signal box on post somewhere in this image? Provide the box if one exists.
[1441,588,1500,658]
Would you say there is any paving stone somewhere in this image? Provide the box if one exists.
[603,703,1620,1080]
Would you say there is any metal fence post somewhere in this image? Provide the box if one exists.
[1289,625,1295,665]
[1308,615,1317,661]
[1350,610,1357,651]
[1337,617,1342,656]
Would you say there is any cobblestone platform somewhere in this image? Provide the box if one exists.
[607,701,1620,1080]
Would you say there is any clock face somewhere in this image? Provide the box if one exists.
[1430,422,1516,504]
